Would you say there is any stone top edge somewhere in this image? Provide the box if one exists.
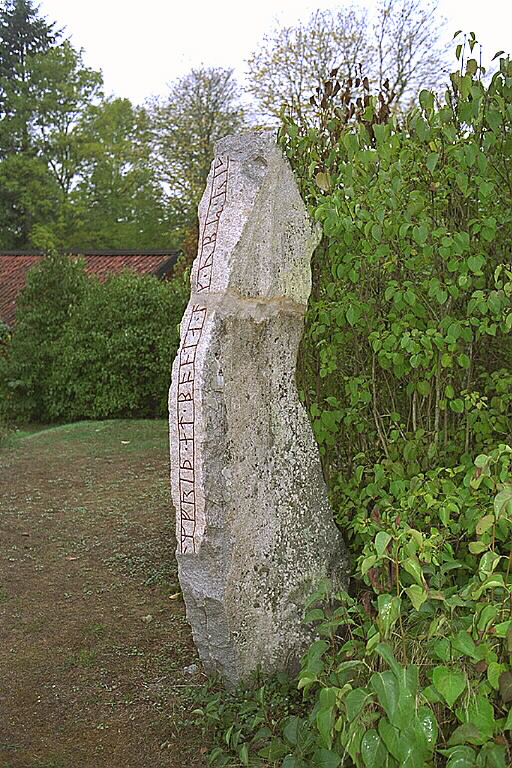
[215,130,280,158]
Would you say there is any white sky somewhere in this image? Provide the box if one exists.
[37,0,510,105]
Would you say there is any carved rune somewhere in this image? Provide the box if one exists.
[175,156,229,553]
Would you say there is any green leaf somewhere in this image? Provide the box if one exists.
[375,531,392,557]
[283,716,300,746]
[419,90,435,111]
[239,742,249,766]
[416,706,438,751]
[405,585,427,611]
[377,594,401,638]
[346,305,359,326]
[345,688,369,721]
[375,643,402,677]
[397,727,428,768]
[443,745,477,767]
[361,729,387,768]
[370,670,399,724]
[311,747,341,768]
[466,58,478,76]
[432,665,466,708]
[316,707,334,749]
[476,514,494,535]
[487,662,507,690]
[469,540,489,554]
[494,487,512,517]
[371,223,382,242]
[459,694,496,742]
[282,757,300,768]
[401,557,424,586]
[436,288,448,304]
[478,743,509,768]
[467,254,484,273]
[316,171,331,191]
[450,398,464,414]
[471,573,504,599]
[304,608,325,623]
[451,631,478,660]
[378,718,401,761]
[426,152,439,172]
[413,224,428,244]
[494,619,511,638]
[415,118,430,142]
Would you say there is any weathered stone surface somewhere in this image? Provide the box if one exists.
[169,132,349,686]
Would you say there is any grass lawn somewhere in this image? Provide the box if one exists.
[0,419,208,768]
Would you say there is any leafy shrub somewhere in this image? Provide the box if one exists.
[282,48,512,486]
[0,319,9,347]
[46,270,188,420]
[0,252,189,422]
[0,251,88,421]
[196,40,512,768]
[196,450,512,766]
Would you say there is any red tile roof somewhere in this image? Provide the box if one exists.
[0,250,179,326]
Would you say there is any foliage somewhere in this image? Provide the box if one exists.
[246,5,372,126]
[29,41,103,194]
[0,0,62,245]
[0,0,59,149]
[196,447,512,766]
[46,270,188,421]
[0,2,183,250]
[281,40,512,485]
[0,251,88,420]
[195,41,512,768]
[66,97,176,250]
[145,66,246,231]
[0,253,189,422]
[192,672,307,768]
[0,317,9,346]
[245,0,449,125]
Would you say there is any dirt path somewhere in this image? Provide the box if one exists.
[0,420,208,768]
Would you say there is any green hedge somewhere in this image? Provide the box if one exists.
[0,253,189,422]
[196,42,512,768]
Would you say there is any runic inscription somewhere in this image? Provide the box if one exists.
[176,156,229,554]
[196,156,229,293]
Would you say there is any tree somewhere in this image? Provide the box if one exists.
[30,41,103,197]
[373,0,449,104]
[0,152,60,248]
[246,0,449,124]
[246,5,372,125]
[146,66,246,231]
[0,39,104,249]
[0,0,59,154]
[67,97,176,249]
[0,0,61,244]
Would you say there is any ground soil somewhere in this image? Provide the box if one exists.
[0,420,209,768]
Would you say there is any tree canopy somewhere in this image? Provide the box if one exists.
[145,66,246,233]
[0,0,451,251]
[246,0,449,124]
